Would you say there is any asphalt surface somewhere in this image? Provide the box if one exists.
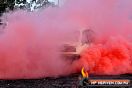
[0,74,131,88]
[0,74,79,88]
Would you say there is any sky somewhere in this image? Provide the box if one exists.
[25,0,58,4]
[48,0,58,4]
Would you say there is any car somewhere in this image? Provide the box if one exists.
[61,29,95,62]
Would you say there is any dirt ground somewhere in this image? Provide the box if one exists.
[0,74,131,88]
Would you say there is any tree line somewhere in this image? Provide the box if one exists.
[0,0,53,15]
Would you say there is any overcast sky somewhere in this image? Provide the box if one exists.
[26,0,58,4]
[49,0,58,5]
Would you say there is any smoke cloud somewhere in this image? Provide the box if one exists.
[0,0,132,79]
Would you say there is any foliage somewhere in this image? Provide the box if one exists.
[0,0,55,14]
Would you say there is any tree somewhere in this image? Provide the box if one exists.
[0,0,15,14]
[0,0,55,15]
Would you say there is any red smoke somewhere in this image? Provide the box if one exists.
[76,36,132,75]
[0,0,132,79]
[66,0,132,75]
